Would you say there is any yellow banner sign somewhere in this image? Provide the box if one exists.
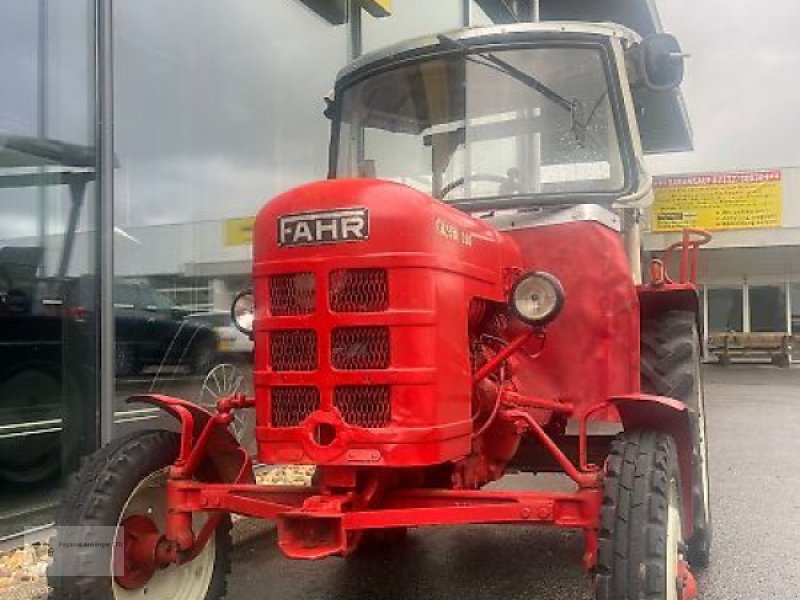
[225,217,255,246]
[651,170,783,232]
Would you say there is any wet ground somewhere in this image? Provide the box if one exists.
[2,364,800,599]
[226,365,800,600]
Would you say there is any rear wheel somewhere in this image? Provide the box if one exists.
[641,310,711,568]
[48,430,231,600]
[596,431,691,600]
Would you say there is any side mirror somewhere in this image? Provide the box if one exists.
[630,33,686,91]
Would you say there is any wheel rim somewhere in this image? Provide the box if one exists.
[666,479,682,600]
[199,363,250,443]
[112,469,216,599]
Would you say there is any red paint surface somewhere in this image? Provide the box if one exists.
[252,179,521,467]
[504,221,640,417]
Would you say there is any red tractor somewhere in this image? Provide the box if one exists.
[51,22,711,600]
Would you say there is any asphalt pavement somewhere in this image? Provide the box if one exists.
[2,365,799,600]
[226,365,800,600]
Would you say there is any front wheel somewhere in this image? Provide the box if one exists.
[596,430,693,600]
[48,430,232,600]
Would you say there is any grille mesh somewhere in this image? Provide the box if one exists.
[271,386,320,427]
[270,330,317,371]
[270,273,315,316]
[334,386,391,428]
[331,327,390,370]
[329,269,388,312]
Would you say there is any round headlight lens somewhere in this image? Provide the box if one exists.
[231,290,255,335]
[510,272,565,326]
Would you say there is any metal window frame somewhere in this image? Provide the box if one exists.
[96,0,115,445]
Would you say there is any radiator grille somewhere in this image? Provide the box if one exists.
[331,327,390,370]
[270,330,317,371]
[271,386,320,427]
[329,269,388,313]
[334,386,391,428]
[269,273,315,316]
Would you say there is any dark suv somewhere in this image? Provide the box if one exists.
[67,277,219,377]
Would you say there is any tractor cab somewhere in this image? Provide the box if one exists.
[328,23,684,215]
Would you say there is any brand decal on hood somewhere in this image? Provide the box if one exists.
[278,208,369,247]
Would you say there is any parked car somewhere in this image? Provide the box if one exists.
[186,311,253,362]
[64,276,219,377]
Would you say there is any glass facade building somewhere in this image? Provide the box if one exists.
[0,0,510,538]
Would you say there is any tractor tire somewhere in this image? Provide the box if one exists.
[48,430,232,600]
[640,310,712,568]
[596,431,687,600]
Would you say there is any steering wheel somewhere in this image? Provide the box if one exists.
[440,173,520,199]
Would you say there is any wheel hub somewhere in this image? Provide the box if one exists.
[115,515,161,589]
[115,515,179,590]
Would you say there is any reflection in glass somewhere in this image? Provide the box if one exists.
[749,285,786,333]
[0,1,97,536]
[707,288,743,333]
[111,1,345,443]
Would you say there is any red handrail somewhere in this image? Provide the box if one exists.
[659,228,712,284]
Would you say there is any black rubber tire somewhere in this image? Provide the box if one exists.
[48,430,232,600]
[596,431,683,600]
[640,310,711,568]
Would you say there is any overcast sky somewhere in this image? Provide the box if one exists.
[650,0,800,174]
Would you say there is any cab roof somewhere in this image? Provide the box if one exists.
[336,22,640,84]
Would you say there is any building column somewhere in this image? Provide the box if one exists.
[702,285,710,361]
[786,282,792,335]
[742,279,751,333]
[211,278,234,312]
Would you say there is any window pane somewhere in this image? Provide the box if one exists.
[790,285,800,333]
[749,285,786,333]
[707,288,743,333]
[0,0,98,536]
[112,1,345,450]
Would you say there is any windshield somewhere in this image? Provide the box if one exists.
[334,44,632,206]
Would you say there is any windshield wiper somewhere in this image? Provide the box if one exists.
[437,35,589,144]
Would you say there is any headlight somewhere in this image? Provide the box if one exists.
[509,272,564,327]
[231,290,255,335]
